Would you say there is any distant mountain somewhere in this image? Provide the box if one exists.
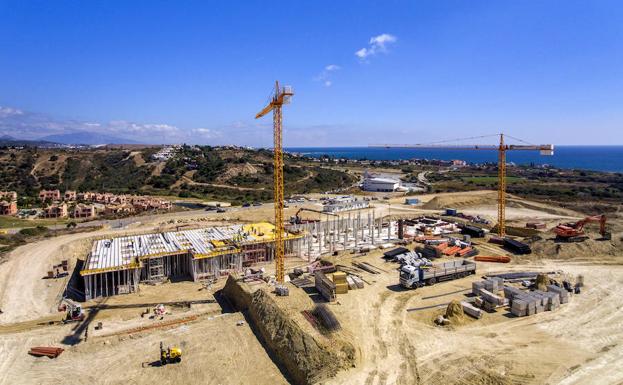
[41,132,139,145]
[0,135,60,147]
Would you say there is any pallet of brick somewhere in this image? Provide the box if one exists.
[484,279,499,293]
[511,299,527,317]
[547,285,570,304]
[490,276,504,288]
[335,282,349,294]
[474,297,484,308]
[333,271,347,283]
[472,281,485,296]
[504,286,524,302]
[332,272,349,294]
[461,301,483,319]
[315,271,337,302]
[480,289,505,306]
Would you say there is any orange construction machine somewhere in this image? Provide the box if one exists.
[554,215,611,242]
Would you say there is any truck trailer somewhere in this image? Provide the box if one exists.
[399,259,476,289]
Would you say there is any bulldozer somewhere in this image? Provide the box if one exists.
[160,341,182,365]
[554,215,611,242]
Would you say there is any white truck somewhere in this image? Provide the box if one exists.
[399,259,476,289]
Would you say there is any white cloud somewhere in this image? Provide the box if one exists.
[191,127,221,139]
[315,64,341,86]
[107,120,181,136]
[355,33,397,59]
[325,64,340,72]
[355,48,369,58]
[0,106,24,118]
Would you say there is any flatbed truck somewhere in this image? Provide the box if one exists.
[399,259,476,289]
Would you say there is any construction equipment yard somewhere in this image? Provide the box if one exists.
[0,190,622,385]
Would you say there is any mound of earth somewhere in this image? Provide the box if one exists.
[445,300,467,325]
[423,192,498,210]
[223,276,357,385]
[529,235,622,261]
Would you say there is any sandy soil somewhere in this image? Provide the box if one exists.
[325,251,623,385]
[0,190,621,385]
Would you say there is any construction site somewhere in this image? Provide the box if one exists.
[0,83,622,385]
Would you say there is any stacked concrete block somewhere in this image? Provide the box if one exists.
[461,301,483,319]
[504,286,524,302]
[511,299,527,317]
[472,281,485,296]
[480,288,505,307]
[547,285,570,304]
[484,278,501,293]
[508,287,566,317]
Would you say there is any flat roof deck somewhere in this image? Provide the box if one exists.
[81,222,301,275]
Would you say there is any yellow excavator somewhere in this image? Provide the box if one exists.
[160,342,182,365]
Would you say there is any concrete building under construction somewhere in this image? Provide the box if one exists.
[80,222,302,300]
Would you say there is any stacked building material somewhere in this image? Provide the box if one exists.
[332,272,349,294]
[484,278,503,293]
[503,286,524,301]
[480,289,506,307]
[28,347,64,358]
[315,271,336,302]
[509,288,563,316]
[503,238,532,254]
[461,225,485,238]
[461,301,483,319]
[456,246,472,257]
[442,246,461,256]
[351,276,364,288]
[346,275,357,290]
[472,281,485,296]
[420,245,439,259]
[511,299,528,317]
[547,285,570,304]
[474,255,511,263]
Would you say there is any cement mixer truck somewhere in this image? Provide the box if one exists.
[399,260,476,289]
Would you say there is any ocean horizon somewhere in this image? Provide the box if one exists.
[285,145,623,173]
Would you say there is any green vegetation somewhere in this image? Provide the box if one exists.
[0,216,66,229]
[462,176,521,184]
[0,145,356,207]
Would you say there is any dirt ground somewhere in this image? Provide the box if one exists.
[0,190,622,385]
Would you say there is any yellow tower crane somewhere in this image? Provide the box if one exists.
[255,81,293,283]
[374,134,554,237]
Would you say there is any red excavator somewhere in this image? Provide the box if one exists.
[554,215,611,242]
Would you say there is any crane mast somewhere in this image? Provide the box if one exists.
[498,134,507,237]
[255,81,293,283]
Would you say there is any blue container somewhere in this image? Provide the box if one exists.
[445,208,457,216]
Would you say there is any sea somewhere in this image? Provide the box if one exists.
[286,146,623,173]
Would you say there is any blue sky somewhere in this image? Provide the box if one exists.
[0,1,622,146]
